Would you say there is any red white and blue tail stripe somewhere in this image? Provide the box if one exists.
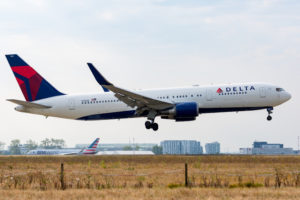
[82,138,100,155]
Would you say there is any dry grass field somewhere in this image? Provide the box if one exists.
[0,155,300,199]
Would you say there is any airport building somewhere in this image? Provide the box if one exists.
[160,140,203,155]
[240,141,294,155]
[205,142,220,154]
[239,148,253,155]
[97,151,154,155]
[18,144,30,155]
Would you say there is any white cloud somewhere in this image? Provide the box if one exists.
[97,11,116,21]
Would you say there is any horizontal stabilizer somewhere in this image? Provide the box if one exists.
[7,99,51,109]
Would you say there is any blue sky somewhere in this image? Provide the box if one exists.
[1,0,299,152]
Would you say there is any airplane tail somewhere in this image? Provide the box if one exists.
[82,138,100,154]
[5,54,64,102]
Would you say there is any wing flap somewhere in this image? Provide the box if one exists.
[115,93,137,108]
[7,99,51,109]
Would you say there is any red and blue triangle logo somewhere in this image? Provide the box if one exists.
[217,88,223,93]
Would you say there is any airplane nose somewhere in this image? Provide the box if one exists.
[282,92,292,102]
[287,92,292,100]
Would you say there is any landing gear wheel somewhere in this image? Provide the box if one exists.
[266,107,273,121]
[145,121,151,129]
[152,123,159,131]
[144,121,159,131]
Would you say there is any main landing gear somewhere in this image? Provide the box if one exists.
[145,110,159,131]
[145,121,159,131]
[267,107,273,121]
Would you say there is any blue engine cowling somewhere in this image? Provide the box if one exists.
[161,102,199,121]
[175,102,199,118]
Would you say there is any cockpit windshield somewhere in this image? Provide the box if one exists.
[276,88,285,92]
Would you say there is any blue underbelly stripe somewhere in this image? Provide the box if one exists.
[77,110,136,120]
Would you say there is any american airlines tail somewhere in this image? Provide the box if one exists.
[6,54,64,102]
[81,138,100,155]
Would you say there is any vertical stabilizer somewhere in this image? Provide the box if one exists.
[6,54,64,101]
[82,138,100,155]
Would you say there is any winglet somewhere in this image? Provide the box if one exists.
[102,86,110,92]
[87,63,112,87]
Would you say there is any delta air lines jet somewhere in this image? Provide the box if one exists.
[6,54,291,131]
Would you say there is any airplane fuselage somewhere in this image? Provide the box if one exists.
[16,82,291,121]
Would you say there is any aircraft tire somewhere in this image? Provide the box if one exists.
[152,123,159,131]
[145,121,152,129]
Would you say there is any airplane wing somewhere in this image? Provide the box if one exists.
[7,99,51,109]
[87,63,174,111]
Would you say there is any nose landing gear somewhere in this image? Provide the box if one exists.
[266,107,273,121]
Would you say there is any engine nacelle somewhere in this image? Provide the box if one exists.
[161,102,199,120]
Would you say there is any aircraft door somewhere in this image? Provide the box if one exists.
[259,87,266,98]
[206,89,213,101]
[68,98,76,110]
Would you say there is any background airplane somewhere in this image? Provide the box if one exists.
[27,138,100,155]
[6,54,291,131]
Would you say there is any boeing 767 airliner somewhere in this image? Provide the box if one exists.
[6,54,291,131]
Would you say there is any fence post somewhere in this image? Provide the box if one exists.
[185,163,188,187]
[60,163,65,190]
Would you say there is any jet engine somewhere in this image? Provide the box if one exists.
[161,102,199,121]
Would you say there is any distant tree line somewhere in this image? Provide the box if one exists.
[0,138,66,155]
[122,145,140,151]
[152,145,163,155]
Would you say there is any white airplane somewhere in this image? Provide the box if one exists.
[6,54,291,131]
[27,138,100,155]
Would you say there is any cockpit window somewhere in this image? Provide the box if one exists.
[276,88,285,92]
